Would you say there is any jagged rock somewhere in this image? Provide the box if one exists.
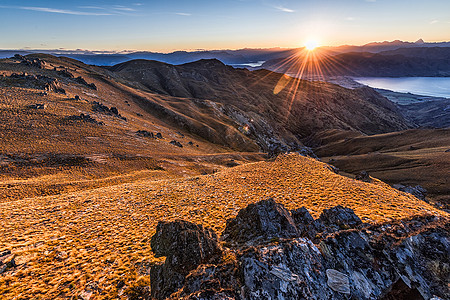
[150,220,222,300]
[74,95,81,100]
[290,206,317,237]
[149,200,449,299]
[326,269,350,294]
[319,205,363,230]
[355,170,372,183]
[92,101,126,120]
[136,130,154,138]
[170,140,183,147]
[393,184,428,201]
[222,198,299,244]
[155,132,163,139]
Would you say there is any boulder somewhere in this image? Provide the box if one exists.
[393,184,428,201]
[222,198,299,244]
[355,171,372,183]
[319,205,363,230]
[150,220,222,300]
[170,140,183,147]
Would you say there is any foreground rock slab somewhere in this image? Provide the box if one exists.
[149,199,449,300]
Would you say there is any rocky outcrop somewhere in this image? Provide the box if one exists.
[150,220,222,300]
[149,200,449,300]
[66,113,103,125]
[92,101,126,120]
[393,184,428,201]
[222,198,299,245]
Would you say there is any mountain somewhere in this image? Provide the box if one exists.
[261,47,450,77]
[105,58,411,153]
[2,40,449,67]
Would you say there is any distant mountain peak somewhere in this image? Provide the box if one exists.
[415,38,425,44]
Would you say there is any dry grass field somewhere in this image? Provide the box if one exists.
[1,154,446,299]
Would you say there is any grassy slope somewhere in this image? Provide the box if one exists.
[0,154,446,299]
[314,129,450,204]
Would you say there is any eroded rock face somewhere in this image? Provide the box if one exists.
[149,200,449,300]
[150,220,222,300]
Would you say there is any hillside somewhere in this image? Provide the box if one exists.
[311,129,450,205]
[0,153,446,299]
[107,58,411,152]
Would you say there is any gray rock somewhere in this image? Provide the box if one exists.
[319,205,363,230]
[222,198,299,244]
[355,170,372,183]
[150,220,222,300]
[149,201,449,300]
[326,269,350,294]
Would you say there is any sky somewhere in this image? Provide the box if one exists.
[0,0,449,52]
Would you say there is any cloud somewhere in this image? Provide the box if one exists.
[346,17,356,21]
[175,12,192,16]
[365,0,376,2]
[274,5,295,13]
[430,20,439,24]
[1,5,112,16]
[112,5,136,12]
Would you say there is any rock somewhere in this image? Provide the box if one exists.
[66,113,103,125]
[170,140,183,147]
[319,205,362,230]
[27,103,46,109]
[222,198,299,244]
[148,201,449,300]
[188,141,194,146]
[393,184,428,201]
[326,269,350,294]
[92,102,126,120]
[225,160,239,167]
[445,149,450,153]
[110,107,119,115]
[150,220,222,300]
[155,132,163,139]
[136,130,154,138]
[355,170,372,183]
[290,206,316,237]
[74,95,80,100]
[57,69,74,78]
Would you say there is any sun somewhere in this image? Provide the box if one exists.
[304,40,319,51]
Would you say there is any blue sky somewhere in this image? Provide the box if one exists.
[0,0,449,51]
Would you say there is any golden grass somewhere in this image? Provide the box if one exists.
[0,153,446,299]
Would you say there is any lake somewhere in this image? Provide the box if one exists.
[354,77,450,98]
